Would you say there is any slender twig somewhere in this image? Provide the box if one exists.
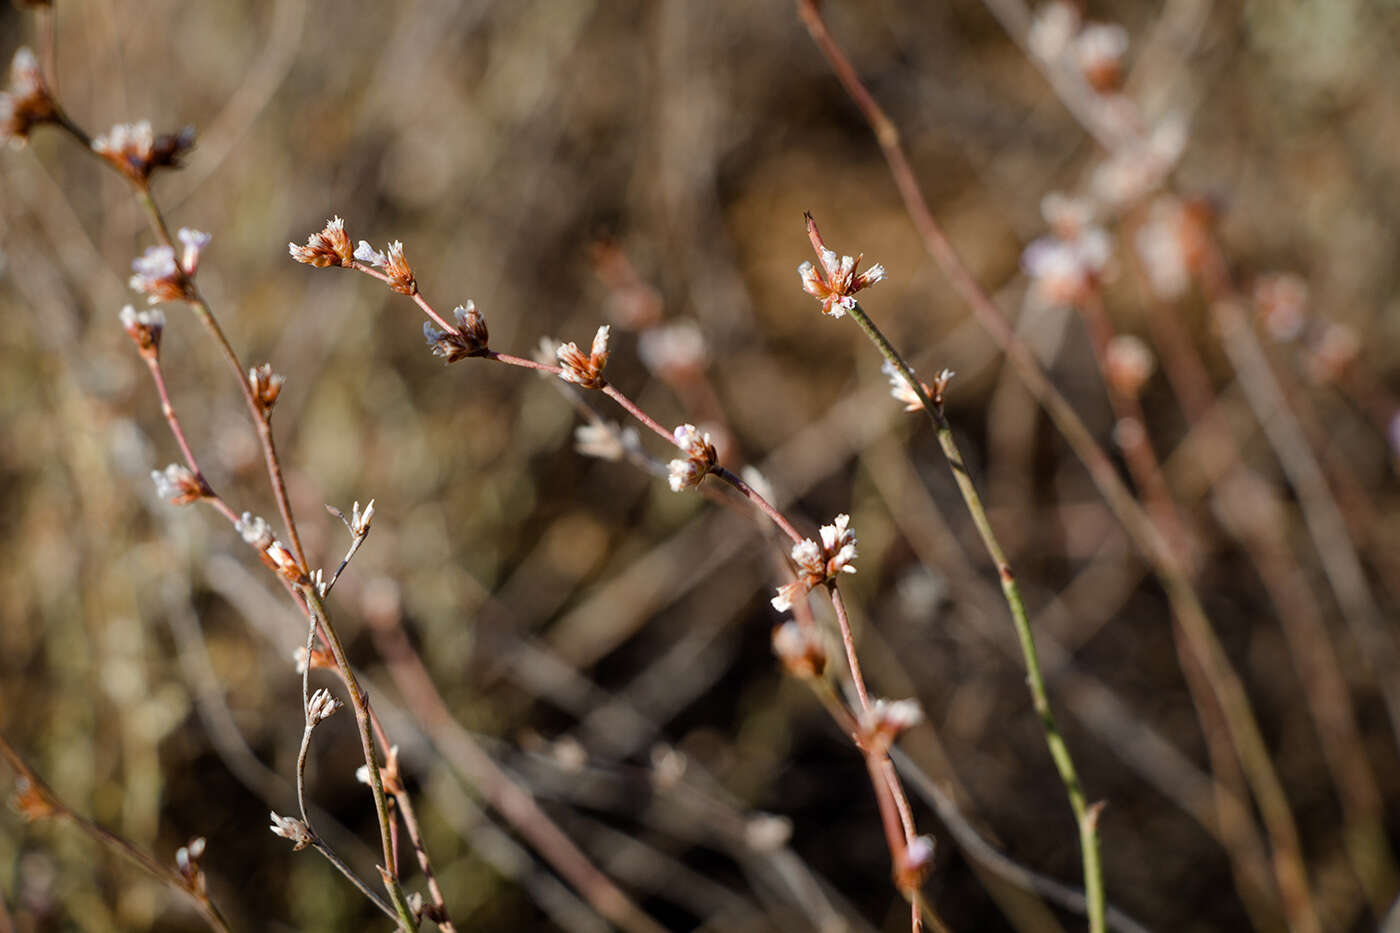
[793,8,1320,931]
[0,736,233,933]
[841,294,1105,933]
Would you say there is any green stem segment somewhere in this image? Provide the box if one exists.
[846,298,1106,933]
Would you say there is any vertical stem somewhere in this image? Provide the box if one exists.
[845,300,1106,933]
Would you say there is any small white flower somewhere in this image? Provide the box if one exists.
[268,811,314,850]
[176,228,211,274]
[354,240,386,267]
[351,499,375,537]
[151,463,201,505]
[236,512,273,549]
[306,688,342,725]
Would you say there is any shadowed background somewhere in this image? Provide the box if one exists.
[2,0,1400,930]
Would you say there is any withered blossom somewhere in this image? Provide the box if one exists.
[174,837,207,895]
[305,688,342,725]
[151,463,203,505]
[771,514,858,612]
[1104,335,1155,398]
[289,216,354,268]
[859,697,925,751]
[119,304,165,356]
[268,812,314,851]
[355,239,416,294]
[236,512,273,550]
[798,215,885,318]
[90,121,195,184]
[666,423,716,491]
[896,835,937,893]
[0,47,58,148]
[556,325,611,388]
[128,231,209,304]
[248,363,284,414]
[423,301,489,362]
[355,745,403,795]
[771,620,827,679]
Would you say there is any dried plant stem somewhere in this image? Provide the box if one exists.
[795,7,1323,930]
[363,602,669,933]
[843,295,1105,933]
[0,736,233,933]
[392,784,457,932]
[297,585,418,930]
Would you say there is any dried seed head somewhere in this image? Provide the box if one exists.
[0,48,58,148]
[1073,23,1129,92]
[1253,272,1309,343]
[248,363,285,414]
[174,837,207,894]
[354,745,403,796]
[424,301,490,362]
[355,240,416,294]
[1022,225,1112,308]
[859,697,925,753]
[799,215,886,318]
[667,423,717,492]
[771,516,859,613]
[268,812,314,851]
[638,321,707,382]
[350,499,375,537]
[129,241,199,304]
[574,421,640,462]
[896,835,937,893]
[772,620,827,679]
[265,540,304,582]
[236,512,274,550]
[1104,335,1155,398]
[1027,1,1080,62]
[11,775,57,821]
[882,360,929,413]
[151,464,204,505]
[289,216,354,268]
[90,122,195,184]
[305,688,343,725]
[119,304,165,356]
[293,645,334,673]
[556,325,611,388]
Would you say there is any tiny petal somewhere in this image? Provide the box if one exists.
[268,812,314,851]
[354,240,386,267]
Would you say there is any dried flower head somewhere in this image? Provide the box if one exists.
[638,321,708,381]
[151,463,204,505]
[1104,335,1155,398]
[90,121,195,184]
[1304,322,1359,385]
[268,812,314,851]
[556,325,611,388]
[11,775,57,821]
[236,512,274,551]
[1022,225,1112,307]
[881,360,952,413]
[0,48,58,148]
[305,688,342,725]
[1253,272,1309,343]
[799,214,886,318]
[771,620,827,679]
[574,421,640,462]
[248,363,285,414]
[1073,23,1129,92]
[859,697,925,753]
[119,305,165,356]
[1027,1,1080,62]
[174,837,207,894]
[896,835,937,893]
[265,540,304,582]
[293,645,335,674]
[355,745,403,796]
[289,216,354,268]
[424,301,490,362]
[129,232,208,304]
[771,514,858,612]
[1092,116,1188,208]
[355,240,416,294]
[667,423,717,491]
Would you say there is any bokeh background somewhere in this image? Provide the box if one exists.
[3,0,1400,930]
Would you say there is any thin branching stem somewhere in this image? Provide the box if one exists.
[843,296,1105,933]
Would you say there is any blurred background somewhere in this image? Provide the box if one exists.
[2,0,1400,930]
